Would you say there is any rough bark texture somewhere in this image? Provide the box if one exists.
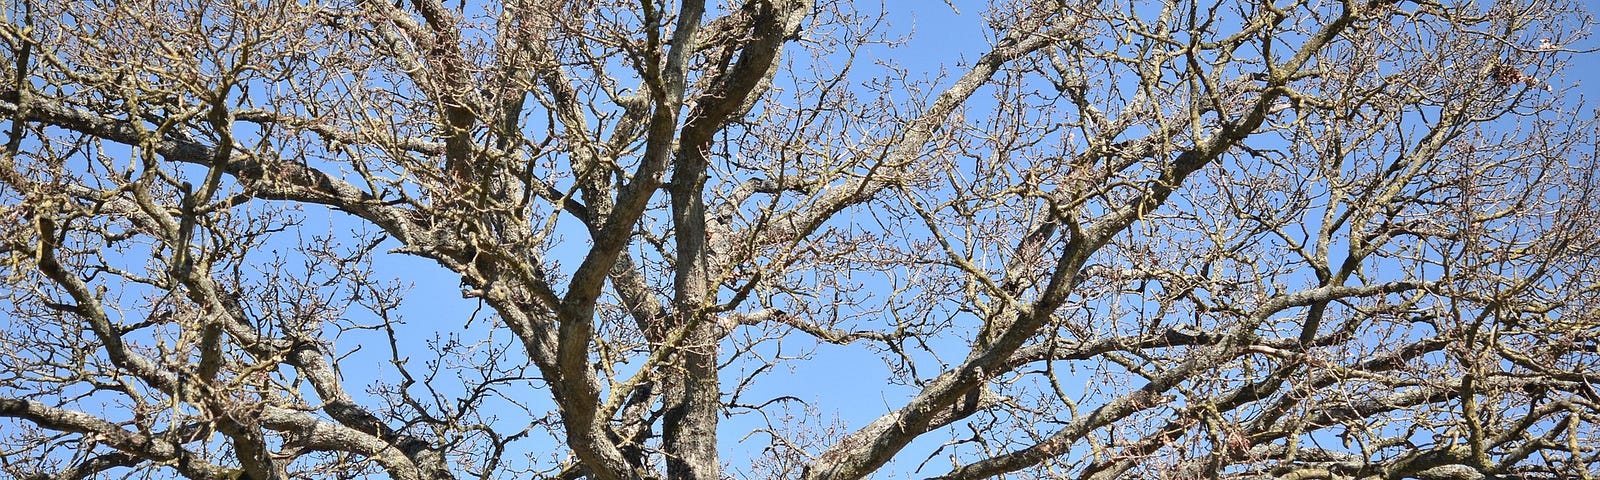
[2,0,1598,479]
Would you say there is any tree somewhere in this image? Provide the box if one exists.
[2,0,1598,478]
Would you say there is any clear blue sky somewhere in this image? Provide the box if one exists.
[328,1,1600,476]
[11,0,1595,477]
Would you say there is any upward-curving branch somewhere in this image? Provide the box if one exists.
[1,0,1597,479]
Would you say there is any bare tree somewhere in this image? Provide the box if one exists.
[2,0,1598,478]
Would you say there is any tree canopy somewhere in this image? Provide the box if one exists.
[3,0,1599,479]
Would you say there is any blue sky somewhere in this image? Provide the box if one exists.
[294,4,1011,475]
[7,0,1600,477]
[322,0,1600,475]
